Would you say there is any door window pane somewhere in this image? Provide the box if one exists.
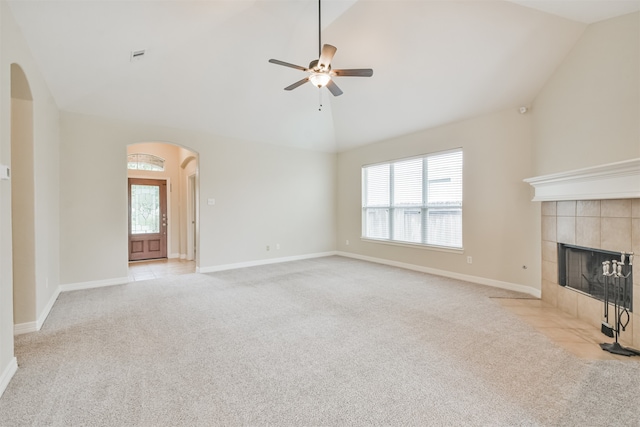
[131,185,160,234]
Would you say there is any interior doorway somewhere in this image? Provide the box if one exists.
[128,178,167,261]
[126,142,199,281]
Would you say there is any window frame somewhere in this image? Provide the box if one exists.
[361,149,463,251]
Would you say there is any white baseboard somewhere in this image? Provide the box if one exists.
[37,286,61,329]
[14,286,62,335]
[60,276,129,292]
[197,251,337,273]
[13,322,37,335]
[336,251,541,298]
[0,357,18,398]
[168,253,181,259]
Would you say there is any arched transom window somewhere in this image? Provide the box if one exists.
[128,153,165,171]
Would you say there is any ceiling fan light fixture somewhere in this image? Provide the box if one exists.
[309,72,331,88]
[268,0,372,97]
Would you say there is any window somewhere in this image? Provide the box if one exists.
[127,153,165,171]
[130,184,160,234]
[362,149,463,249]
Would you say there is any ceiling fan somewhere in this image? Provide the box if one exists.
[268,0,373,97]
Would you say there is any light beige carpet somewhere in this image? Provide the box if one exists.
[1,256,639,426]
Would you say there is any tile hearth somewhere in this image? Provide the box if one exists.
[496,298,639,361]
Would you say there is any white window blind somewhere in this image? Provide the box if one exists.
[362,149,463,249]
[363,164,390,239]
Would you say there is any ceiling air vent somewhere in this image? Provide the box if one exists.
[130,49,146,62]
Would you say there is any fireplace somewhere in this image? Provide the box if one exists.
[525,159,640,349]
[558,244,633,311]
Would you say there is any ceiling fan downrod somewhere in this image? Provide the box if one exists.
[318,0,322,59]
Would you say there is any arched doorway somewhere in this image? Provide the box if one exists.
[126,142,199,281]
[10,64,36,329]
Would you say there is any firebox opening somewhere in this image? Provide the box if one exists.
[558,243,633,312]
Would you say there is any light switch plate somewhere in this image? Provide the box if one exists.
[0,165,10,180]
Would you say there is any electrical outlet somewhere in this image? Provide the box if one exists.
[467,256,472,264]
[346,240,350,245]
[276,243,280,250]
[266,245,270,251]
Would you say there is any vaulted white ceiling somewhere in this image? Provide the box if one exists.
[7,0,639,152]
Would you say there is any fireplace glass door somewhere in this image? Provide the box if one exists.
[558,244,633,311]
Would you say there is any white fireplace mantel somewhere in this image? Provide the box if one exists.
[524,158,640,201]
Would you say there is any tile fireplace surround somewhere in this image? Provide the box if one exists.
[540,198,640,348]
[525,159,640,350]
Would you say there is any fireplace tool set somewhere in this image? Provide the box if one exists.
[600,251,637,356]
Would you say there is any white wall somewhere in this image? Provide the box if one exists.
[0,0,12,392]
[1,0,60,394]
[337,108,541,293]
[532,12,639,175]
[60,111,337,285]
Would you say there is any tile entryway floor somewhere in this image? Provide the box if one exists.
[496,298,640,361]
[128,258,195,282]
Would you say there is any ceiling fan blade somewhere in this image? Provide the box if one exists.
[332,68,374,77]
[318,44,337,70]
[269,59,307,72]
[284,77,310,91]
[326,79,343,97]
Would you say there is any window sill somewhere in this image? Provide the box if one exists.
[360,238,464,254]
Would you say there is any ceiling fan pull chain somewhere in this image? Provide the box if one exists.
[319,89,323,111]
